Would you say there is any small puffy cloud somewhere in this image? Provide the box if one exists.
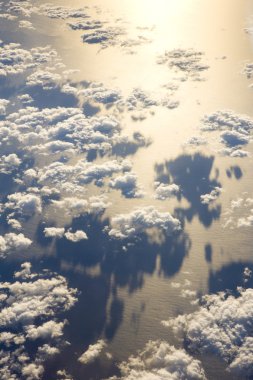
[80,82,121,104]
[0,153,21,173]
[111,340,206,380]
[109,173,144,198]
[163,287,253,376]
[154,182,180,200]
[44,227,65,238]
[14,262,32,279]
[17,94,34,104]
[108,206,181,239]
[22,363,44,380]
[7,218,22,230]
[26,320,65,340]
[19,20,35,30]
[64,230,88,242]
[184,136,207,146]
[0,13,18,20]
[78,339,107,365]
[0,233,32,258]
[237,215,253,227]
[0,99,9,115]
[200,187,222,205]
[6,192,42,216]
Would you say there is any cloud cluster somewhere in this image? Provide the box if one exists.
[109,340,206,380]
[158,49,209,81]
[0,42,59,77]
[39,4,88,19]
[0,264,77,380]
[222,196,253,229]
[108,206,181,239]
[200,110,253,157]
[163,287,253,376]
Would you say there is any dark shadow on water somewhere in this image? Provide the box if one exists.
[155,153,222,228]
[205,243,212,263]
[112,132,151,158]
[226,165,243,180]
[209,261,253,295]
[37,210,191,380]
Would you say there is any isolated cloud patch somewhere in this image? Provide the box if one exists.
[0,99,9,115]
[108,206,181,239]
[109,173,144,198]
[200,187,222,205]
[154,182,180,200]
[78,339,107,365]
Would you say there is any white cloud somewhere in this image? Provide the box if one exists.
[0,154,21,173]
[44,227,65,238]
[0,43,59,77]
[108,206,181,239]
[200,187,222,205]
[14,262,32,279]
[199,110,253,156]
[39,4,88,19]
[158,49,209,81]
[6,192,42,216]
[201,110,253,132]
[154,182,180,200]
[26,320,65,340]
[19,20,35,30]
[22,363,44,380]
[0,99,9,115]
[78,339,107,364]
[0,264,77,379]
[163,287,253,376]
[0,233,32,258]
[64,230,88,242]
[68,19,103,31]
[220,130,249,147]
[110,173,144,198]
[111,340,206,380]
[26,69,61,90]
[17,94,34,104]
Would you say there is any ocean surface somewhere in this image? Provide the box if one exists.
[1,1,253,379]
